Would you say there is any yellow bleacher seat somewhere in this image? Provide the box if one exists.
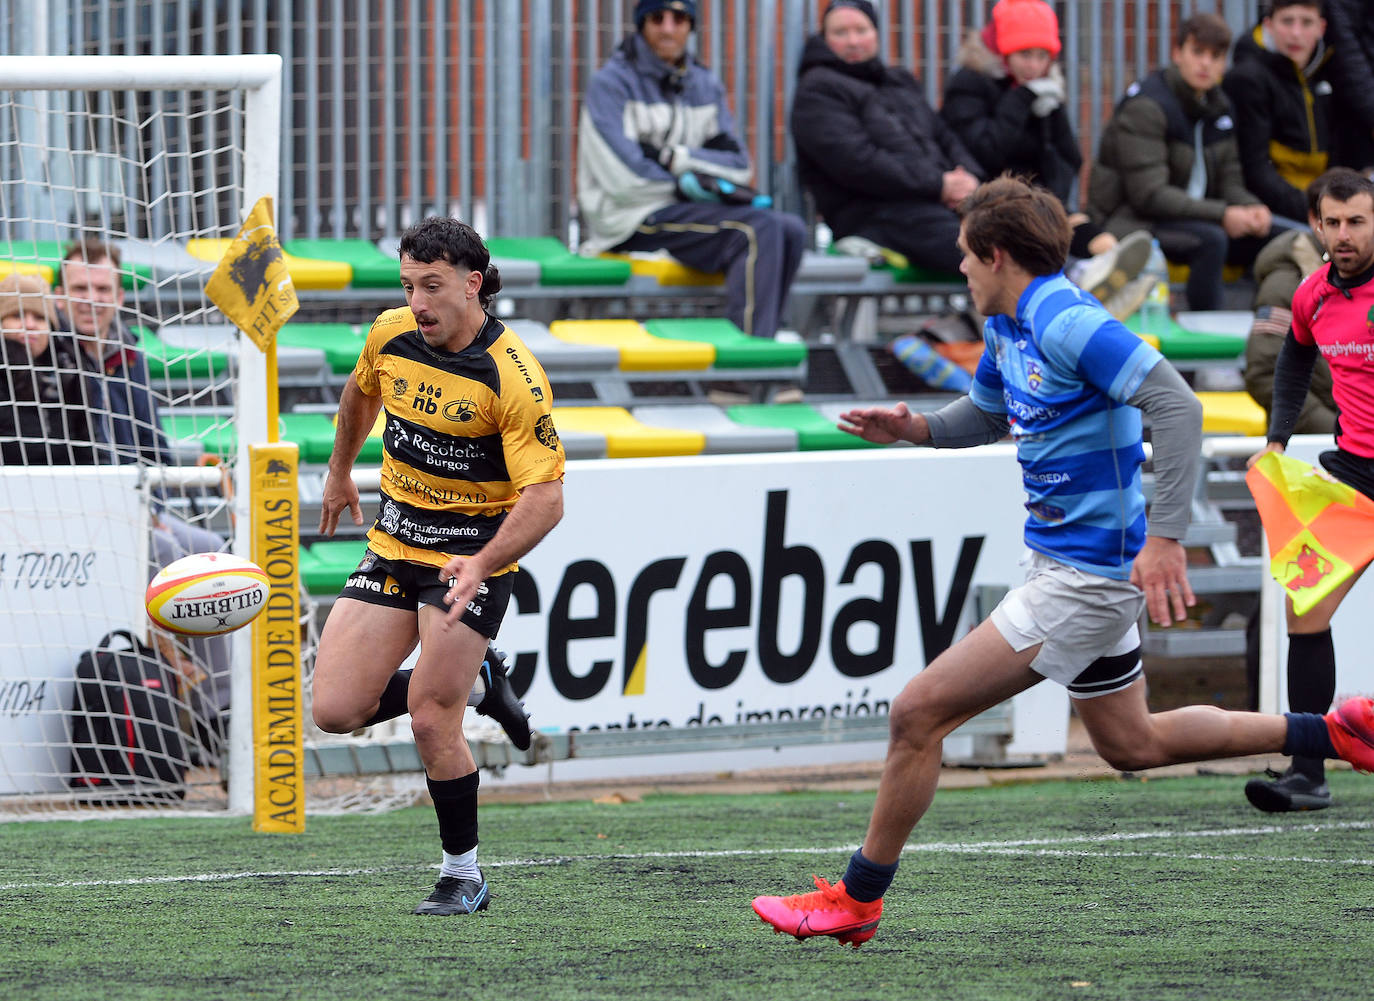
[552,406,705,458]
[1168,262,1246,285]
[1196,391,1267,435]
[548,319,714,371]
[600,252,723,287]
[184,238,352,291]
[0,261,54,283]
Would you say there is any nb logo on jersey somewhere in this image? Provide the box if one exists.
[412,382,444,414]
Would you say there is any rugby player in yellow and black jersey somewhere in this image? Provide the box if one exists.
[312,217,564,916]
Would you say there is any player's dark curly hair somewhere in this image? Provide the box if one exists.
[957,174,1072,277]
[397,216,504,309]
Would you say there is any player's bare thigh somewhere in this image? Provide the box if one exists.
[409,603,489,710]
[891,618,1043,741]
[312,597,419,731]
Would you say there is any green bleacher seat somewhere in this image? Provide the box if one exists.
[641,317,807,368]
[1120,313,1246,361]
[163,413,236,459]
[725,402,885,451]
[162,411,357,463]
[484,236,631,286]
[284,239,400,288]
[302,538,370,594]
[277,322,365,375]
[132,326,228,381]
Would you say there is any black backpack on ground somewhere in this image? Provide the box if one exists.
[67,629,218,802]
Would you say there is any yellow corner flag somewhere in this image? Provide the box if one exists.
[1246,451,1374,615]
[205,195,298,352]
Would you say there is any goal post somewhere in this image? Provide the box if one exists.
[0,55,284,818]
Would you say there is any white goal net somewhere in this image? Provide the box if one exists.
[0,56,291,817]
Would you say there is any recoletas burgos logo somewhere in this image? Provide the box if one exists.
[534,414,560,451]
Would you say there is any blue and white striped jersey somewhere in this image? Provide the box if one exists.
[969,273,1164,580]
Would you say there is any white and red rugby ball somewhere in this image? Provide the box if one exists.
[145,552,270,636]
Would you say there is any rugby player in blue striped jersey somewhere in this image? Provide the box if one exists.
[751,175,1374,947]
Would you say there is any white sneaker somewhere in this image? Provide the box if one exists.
[832,236,910,271]
[1103,274,1157,322]
[1076,230,1153,302]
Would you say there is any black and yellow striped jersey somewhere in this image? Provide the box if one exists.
[352,308,565,572]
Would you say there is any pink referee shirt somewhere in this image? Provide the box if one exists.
[1292,264,1374,458]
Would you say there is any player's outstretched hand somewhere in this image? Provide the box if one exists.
[837,401,925,445]
[319,470,363,536]
[1130,536,1195,627]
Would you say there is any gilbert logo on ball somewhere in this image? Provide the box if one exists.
[145,552,271,636]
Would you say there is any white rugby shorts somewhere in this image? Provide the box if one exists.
[990,550,1145,699]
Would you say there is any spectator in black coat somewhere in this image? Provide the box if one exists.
[1325,0,1374,170]
[940,0,1153,316]
[1222,0,1337,227]
[791,0,984,275]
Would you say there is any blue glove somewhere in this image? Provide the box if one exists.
[676,171,720,203]
[750,193,773,208]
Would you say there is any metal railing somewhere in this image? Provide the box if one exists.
[8,0,1262,244]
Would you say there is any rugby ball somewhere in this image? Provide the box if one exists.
[145,552,270,636]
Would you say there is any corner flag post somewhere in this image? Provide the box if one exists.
[206,195,305,831]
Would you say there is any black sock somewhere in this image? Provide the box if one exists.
[363,669,412,727]
[1287,631,1336,780]
[427,771,480,855]
[841,849,898,903]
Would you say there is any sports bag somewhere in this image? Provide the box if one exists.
[67,629,202,801]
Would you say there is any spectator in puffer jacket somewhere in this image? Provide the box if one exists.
[576,0,806,341]
[1089,13,1272,311]
[790,0,984,276]
[1223,0,1338,227]
[940,0,1153,318]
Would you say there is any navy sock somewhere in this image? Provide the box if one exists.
[1281,712,1338,761]
[841,849,898,903]
[363,669,412,727]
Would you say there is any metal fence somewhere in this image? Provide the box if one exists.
[6,0,1263,244]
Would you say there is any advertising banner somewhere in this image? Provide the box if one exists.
[487,447,1069,762]
[0,468,146,793]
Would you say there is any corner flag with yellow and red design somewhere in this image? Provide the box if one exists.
[1246,451,1374,615]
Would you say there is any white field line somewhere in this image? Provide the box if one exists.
[4,820,1374,892]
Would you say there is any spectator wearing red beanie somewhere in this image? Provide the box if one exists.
[942,0,1154,318]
